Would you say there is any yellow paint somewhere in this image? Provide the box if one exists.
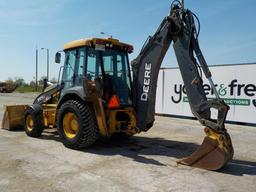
[205,128,227,151]
[106,108,137,136]
[42,104,57,128]
[92,98,108,137]
[2,105,29,130]
[26,114,33,132]
[63,37,133,51]
[63,112,79,139]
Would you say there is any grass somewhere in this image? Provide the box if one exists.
[15,86,43,93]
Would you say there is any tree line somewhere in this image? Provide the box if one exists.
[4,76,58,87]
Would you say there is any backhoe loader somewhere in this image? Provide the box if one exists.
[1,1,233,170]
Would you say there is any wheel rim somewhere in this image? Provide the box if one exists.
[26,115,34,132]
[63,112,79,139]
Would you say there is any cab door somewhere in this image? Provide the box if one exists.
[62,48,86,90]
[74,48,86,86]
[62,49,77,91]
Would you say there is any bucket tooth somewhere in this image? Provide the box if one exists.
[177,127,234,171]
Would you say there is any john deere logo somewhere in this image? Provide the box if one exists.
[171,79,256,107]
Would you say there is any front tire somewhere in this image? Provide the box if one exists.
[57,100,99,149]
[24,107,44,137]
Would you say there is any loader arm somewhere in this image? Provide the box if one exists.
[132,2,233,170]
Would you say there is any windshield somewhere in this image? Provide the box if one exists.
[101,50,132,105]
[86,48,132,105]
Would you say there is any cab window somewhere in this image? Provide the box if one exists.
[62,50,76,90]
[75,48,85,86]
[86,48,102,80]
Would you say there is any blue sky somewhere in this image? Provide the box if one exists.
[0,0,255,82]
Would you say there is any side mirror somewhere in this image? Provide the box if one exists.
[55,52,61,64]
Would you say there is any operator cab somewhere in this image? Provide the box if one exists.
[56,38,134,107]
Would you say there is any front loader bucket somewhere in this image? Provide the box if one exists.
[177,128,234,170]
[1,105,28,130]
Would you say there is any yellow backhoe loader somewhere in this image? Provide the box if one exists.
[1,1,233,170]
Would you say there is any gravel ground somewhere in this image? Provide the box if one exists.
[0,93,255,192]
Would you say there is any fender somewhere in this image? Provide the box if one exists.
[57,86,89,109]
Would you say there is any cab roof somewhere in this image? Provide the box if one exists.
[63,38,133,53]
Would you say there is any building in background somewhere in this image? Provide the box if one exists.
[156,63,256,125]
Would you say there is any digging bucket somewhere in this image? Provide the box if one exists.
[177,127,234,170]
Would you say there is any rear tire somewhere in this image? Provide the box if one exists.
[24,108,44,138]
[57,100,99,149]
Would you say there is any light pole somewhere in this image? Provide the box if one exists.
[41,48,49,81]
[100,32,113,38]
[35,47,38,91]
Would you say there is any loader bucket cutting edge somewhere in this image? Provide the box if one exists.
[1,105,29,130]
[177,127,234,171]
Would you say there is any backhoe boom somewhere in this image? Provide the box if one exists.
[132,2,233,170]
